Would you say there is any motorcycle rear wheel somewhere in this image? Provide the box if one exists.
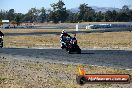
[0,42,3,48]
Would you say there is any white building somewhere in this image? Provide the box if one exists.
[1,20,10,29]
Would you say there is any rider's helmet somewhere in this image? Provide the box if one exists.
[62,30,66,33]
[73,33,76,37]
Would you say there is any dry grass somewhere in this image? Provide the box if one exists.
[77,32,132,49]
[0,57,131,88]
[1,29,61,33]
[0,29,74,33]
[2,29,132,49]
[4,35,60,48]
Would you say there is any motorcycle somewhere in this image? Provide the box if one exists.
[61,36,81,54]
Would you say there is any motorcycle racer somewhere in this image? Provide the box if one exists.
[60,30,71,48]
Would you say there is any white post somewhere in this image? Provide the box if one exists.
[86,26,88,29]
[76,22,79,31]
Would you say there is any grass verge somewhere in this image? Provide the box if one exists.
[1,30,132,49]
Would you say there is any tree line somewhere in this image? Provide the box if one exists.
[0,0,132,25]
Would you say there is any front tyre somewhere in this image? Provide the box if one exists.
[67,48,72,54]
[67,50,71,54]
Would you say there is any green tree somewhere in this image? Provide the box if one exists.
[0,10,5,20]
[117,5,130,21]
[121,5,129,13]
[14,13,23,25]
[7,9,15,21]
[78,3,95,22]
[48,0,69,23]
[22,13,32,23]
[105,10,113,22]
[39,7,47,23]
[117,12,129,22]
[95,11,104,22]
[24,8,40,23]
[128,10,132,21]
[112,10,118,22]
[65,11,77,23]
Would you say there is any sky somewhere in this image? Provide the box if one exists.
[0,0,132,13]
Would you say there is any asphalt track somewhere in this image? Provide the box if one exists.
[0,48,132,69]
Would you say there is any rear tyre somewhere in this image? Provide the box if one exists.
[77,49,81,54]
[0,43,3,48]
[76,46,81,54]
